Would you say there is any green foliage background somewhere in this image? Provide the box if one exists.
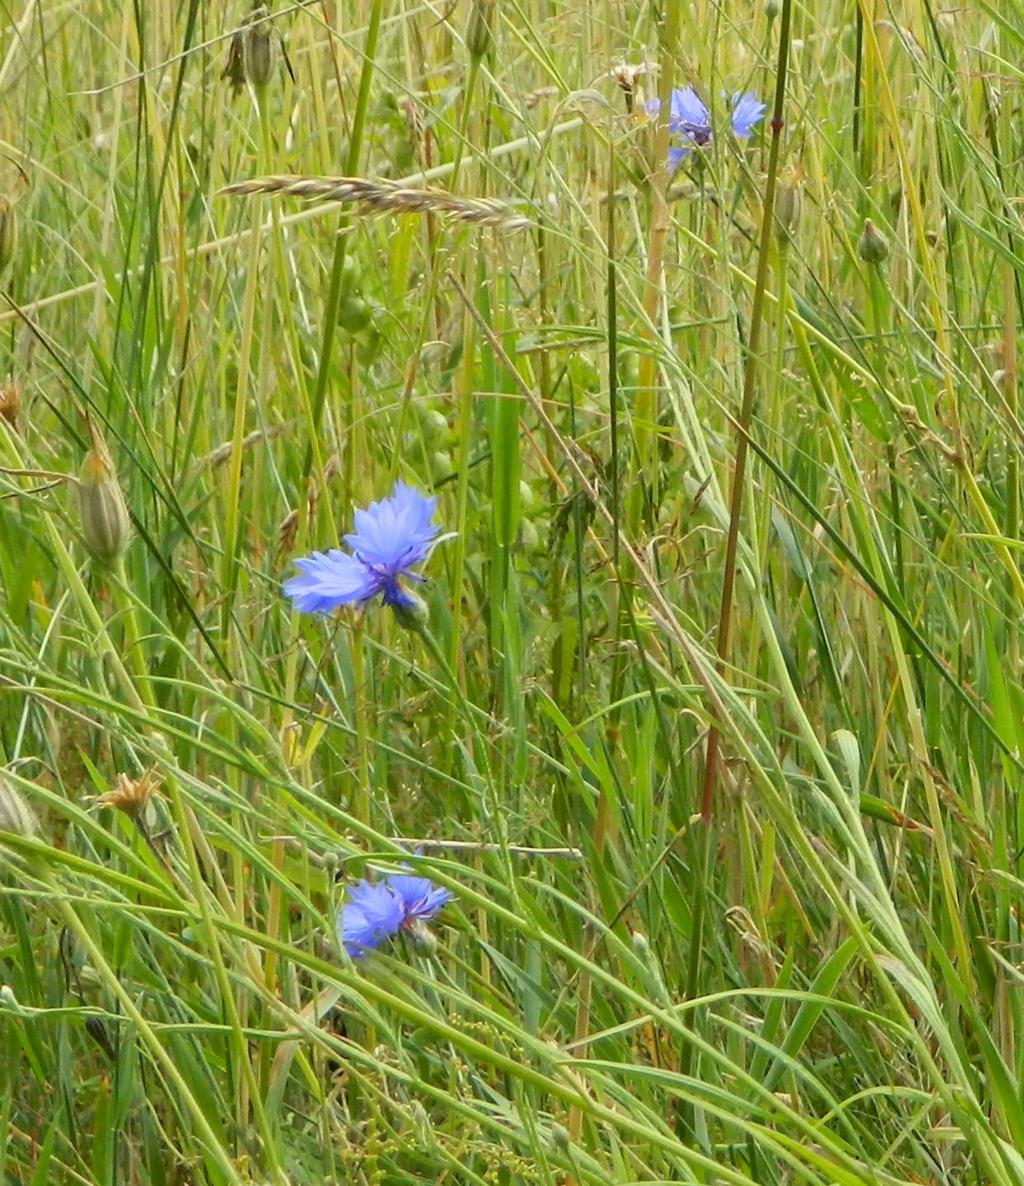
[1,1,1023,1183]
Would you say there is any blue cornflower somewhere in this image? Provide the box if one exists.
[338,879,406,958]
[386,872,453,923]
[337,870,452,958]
[284,481,439,614]
[646,85,766,170]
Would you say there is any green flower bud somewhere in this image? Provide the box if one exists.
[466,0,494,62]
[858,218,889,265]
[0,773,36,838]
[78,431,131,567]
[390,589,429,633]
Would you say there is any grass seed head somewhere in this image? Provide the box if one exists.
[0,774,36,838]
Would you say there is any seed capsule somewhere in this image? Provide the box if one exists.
[78,430,131,566]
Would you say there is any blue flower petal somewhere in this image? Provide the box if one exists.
[344,482,439,572]
[386,872,452,921]
[338,880,405,957]
[669,86,710,138]
[667,145,689,171]
[730,91,766,139]
[284,550,382,613]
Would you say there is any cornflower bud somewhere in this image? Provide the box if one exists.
[78,429,131,567]
[390,589,430,633]
[858,218,889,265]
[466,0,494,62]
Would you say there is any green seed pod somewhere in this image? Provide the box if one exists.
[336,294,372,334]
[428,450,452,485]
[466,0,494,62]
[0,773,36,838]
[518,516,539,553]
[518,478,537,515]
[78,431,131,567]
[419,408,451,445]
[0,196,16,277]
[858,218,889,265]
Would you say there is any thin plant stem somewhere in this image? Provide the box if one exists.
[698,0,794,823]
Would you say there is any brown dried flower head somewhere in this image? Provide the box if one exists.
[98,771,159,819]
[0,380,20,429]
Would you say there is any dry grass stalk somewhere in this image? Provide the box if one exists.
[220,174,532,231]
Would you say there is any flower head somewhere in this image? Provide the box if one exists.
[284,481,439,615]
[338,879,406,957]
[646,86,765,170]
[337,869,452,959]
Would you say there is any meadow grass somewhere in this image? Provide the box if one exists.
[1,0,1023,1183]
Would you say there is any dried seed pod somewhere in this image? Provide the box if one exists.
[97,771,158,819]
[774,182,802,243]
[222,29,247,93]
[223,6,275,92]
[242,7,275,90]
[78,427,131,566]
